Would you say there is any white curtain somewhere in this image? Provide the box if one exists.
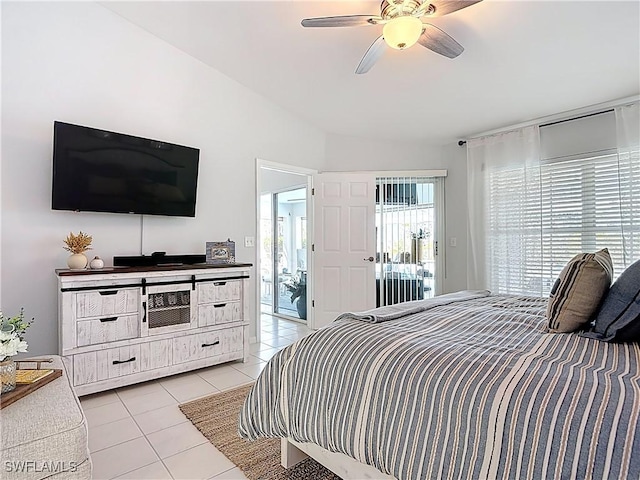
[615,103,640,267]
[467,103,640,295]
[467,126,541,291]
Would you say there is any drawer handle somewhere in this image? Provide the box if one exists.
[213,282,227,286]
[99,290,118,296]
[100,317,118,323]
[113,357,136,365]
[213,303,227,308]
[201,341,220,348]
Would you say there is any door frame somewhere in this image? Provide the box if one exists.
[256,159,316,339]
[256,165,447,339]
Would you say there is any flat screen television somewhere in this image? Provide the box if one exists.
[52,121,199,217]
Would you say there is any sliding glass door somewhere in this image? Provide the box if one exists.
[273,188,307,320]
[259,187,308,321]
[375,177,442,306]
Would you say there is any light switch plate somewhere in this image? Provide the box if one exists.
[449,237,457,247]
[244,236,255,248]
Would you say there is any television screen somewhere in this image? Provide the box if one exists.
[52,121,199,217]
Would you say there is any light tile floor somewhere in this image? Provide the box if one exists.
[82,314,312,480]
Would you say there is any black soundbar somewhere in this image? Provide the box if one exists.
[114,252,206,267]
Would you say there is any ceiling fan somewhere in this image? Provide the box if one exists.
[301,0,482,74]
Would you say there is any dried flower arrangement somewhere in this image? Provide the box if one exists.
[63,231,93,254]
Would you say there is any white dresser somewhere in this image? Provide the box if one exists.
[56,264,251,396]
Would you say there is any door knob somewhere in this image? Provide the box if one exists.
[364,256,374,262]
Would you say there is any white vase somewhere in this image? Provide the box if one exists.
[90,256,104,269]
[67,253,88,269]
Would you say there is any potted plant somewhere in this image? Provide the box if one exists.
[285,273,307,320]
[63,231,92,269]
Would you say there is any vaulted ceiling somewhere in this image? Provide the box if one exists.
[102,1,640,144]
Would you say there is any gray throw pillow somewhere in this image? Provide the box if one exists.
[546,248,613,333]
[581,259,640,342]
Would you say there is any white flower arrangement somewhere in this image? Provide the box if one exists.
[0,309,32,362]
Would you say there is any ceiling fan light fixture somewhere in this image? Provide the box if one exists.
[382,16,423,50]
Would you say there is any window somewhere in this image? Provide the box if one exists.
[540,151,640,283]
[484,108,640,296]
[488,163,543,295]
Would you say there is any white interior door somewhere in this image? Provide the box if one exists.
[312,173,377,329]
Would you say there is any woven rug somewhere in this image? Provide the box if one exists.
[179,383,341,480]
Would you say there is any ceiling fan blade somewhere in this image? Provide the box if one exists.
[356,35,387,74]
[417,24,464,58]
[301,15,382,28]
[420,0,483,17]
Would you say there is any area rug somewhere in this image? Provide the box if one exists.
[179,383,340,480]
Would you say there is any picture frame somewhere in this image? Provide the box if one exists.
[206,239,236,264]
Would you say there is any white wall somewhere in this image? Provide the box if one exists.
[1,2,325,355]
[439,142,468,294]
[324,133,468,294]
[324,133,444,172]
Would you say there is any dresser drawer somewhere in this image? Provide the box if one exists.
[72,339,172,386]
[73,345,141,386]
[172,327,243,364]
[99,345,142,380]
[75,288,139,319]
[197,280,241,304]
[198,301,241,327]
[139,339,172,371]
[76,314,139,347]
[172,331,222,364]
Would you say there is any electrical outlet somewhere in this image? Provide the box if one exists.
[244,236,255,248]
[449,237,457,247]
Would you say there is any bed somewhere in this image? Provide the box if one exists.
[239,290,640,479]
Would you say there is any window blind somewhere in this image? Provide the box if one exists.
[488,163,542,295]
[375,177,440,305]
[487,110,640,296]
[540,151,639,285]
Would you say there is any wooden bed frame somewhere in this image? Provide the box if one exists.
[281,438,396,479]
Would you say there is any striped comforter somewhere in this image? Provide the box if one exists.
[239,291,640,479]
